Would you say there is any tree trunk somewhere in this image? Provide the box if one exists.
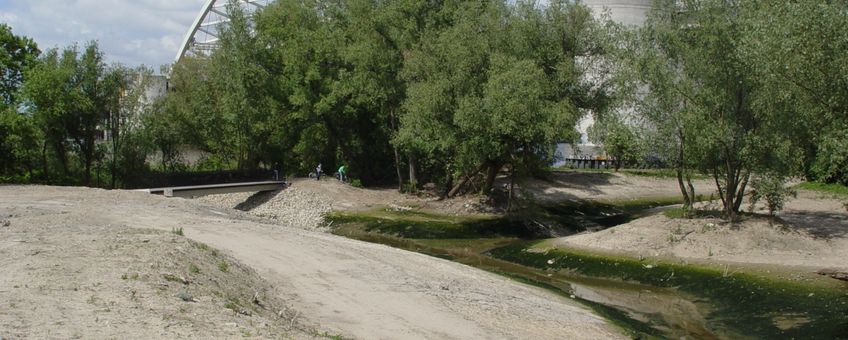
[724,160,739,221]
[481,161,503,196]
[443,163,453,198]
[111,116,118,189]
[675,130,690,210]
[392,147,403,192]
[41,141,49,180]
[713,168,727,208]
[677,168,691,210]
[448,163,486,198]
[733,171,750,213]
[507,161,516,212]
[389,112,403,192]
[686,173,696,205]
[408,154,418,191]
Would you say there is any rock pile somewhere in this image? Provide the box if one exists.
[197,186,333,230]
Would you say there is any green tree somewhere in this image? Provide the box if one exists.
[625,0,802,219]
[210,0,277,170]
[0,24,40,179]
[1,23,39,105]
[591,119,638,171]
[20,42,121,185]
[739,1,848,185]
[398,0,609,197]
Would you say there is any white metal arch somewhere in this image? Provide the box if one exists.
[175,0,271,62]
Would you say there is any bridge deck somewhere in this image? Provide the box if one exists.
[140,181,286,198]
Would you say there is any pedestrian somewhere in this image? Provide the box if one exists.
[316,163,322,181]
[337,164,346,183]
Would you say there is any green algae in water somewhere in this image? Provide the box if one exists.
[329,209,848,339]
[327,211,537,239]
[488,243,848,339]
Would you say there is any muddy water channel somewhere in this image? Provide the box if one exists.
[328,200,848,339]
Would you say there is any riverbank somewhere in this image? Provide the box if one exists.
[549,190,848,271]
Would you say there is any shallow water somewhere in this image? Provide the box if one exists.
[329,201,848,339]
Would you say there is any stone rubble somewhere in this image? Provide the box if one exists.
[196,186,333,230]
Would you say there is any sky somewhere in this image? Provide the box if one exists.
[0,0,207,68]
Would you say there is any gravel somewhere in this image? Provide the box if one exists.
[196,186,333,230]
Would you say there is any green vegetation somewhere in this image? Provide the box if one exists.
[217,260,229,273]
[489,243,848,339]
[328,210,533,239]
[171,227,184,236]
[2,0,847,217]
[583,0,848,220]
[797,182,848,197]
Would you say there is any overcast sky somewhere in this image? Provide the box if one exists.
[0,0,206,68]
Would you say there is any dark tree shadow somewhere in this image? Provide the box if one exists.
[528,172,617,198]
[781,211,848,239]
[234,189,283,212]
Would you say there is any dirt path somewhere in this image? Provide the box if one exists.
[0,186,622,340]
[522,171,715,203]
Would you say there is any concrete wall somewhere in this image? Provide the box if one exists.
[572,0,651,147]
[581,0,653,27]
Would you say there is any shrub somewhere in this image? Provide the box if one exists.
[749,175,796,216]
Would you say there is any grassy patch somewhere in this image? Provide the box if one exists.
[171,227,184,236]
[622,169,710,180]
[797,181,848,197]
[488,243,848,339]
[662,207,725,219]
[217,260,229,272]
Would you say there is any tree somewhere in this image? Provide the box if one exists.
[1,23,39,105]
[591,119,638,171]
[625,0,803,220]
[739,1,848,185]
[398,0,609,197]
[0,24,40,179]
[20,42,121,185]
[210,0,277,170]
[103,65,157,188]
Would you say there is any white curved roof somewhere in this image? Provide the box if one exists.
[175,0,272,62]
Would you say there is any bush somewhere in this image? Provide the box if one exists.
[749,175,796,216]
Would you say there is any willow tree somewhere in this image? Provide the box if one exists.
[627,0,803,219]
[397,0,610,197]
[739,0,848,186]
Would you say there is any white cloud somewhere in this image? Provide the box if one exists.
[0,0,206,67]
[0,11,19,24]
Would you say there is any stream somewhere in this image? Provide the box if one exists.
[328,200,848,339]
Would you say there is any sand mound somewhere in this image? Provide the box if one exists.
[552,191,848,270]
[0,212,316,338]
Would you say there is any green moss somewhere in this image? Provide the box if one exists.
[488,243,848,339]
[327,211,535,239]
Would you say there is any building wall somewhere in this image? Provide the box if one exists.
[581,0,652,27]
[572,0,651,146]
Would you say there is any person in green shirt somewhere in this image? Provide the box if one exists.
[337,165,346,182]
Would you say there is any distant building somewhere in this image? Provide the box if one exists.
[556,0,651,166]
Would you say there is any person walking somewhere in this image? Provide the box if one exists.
[316,163,322,181]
